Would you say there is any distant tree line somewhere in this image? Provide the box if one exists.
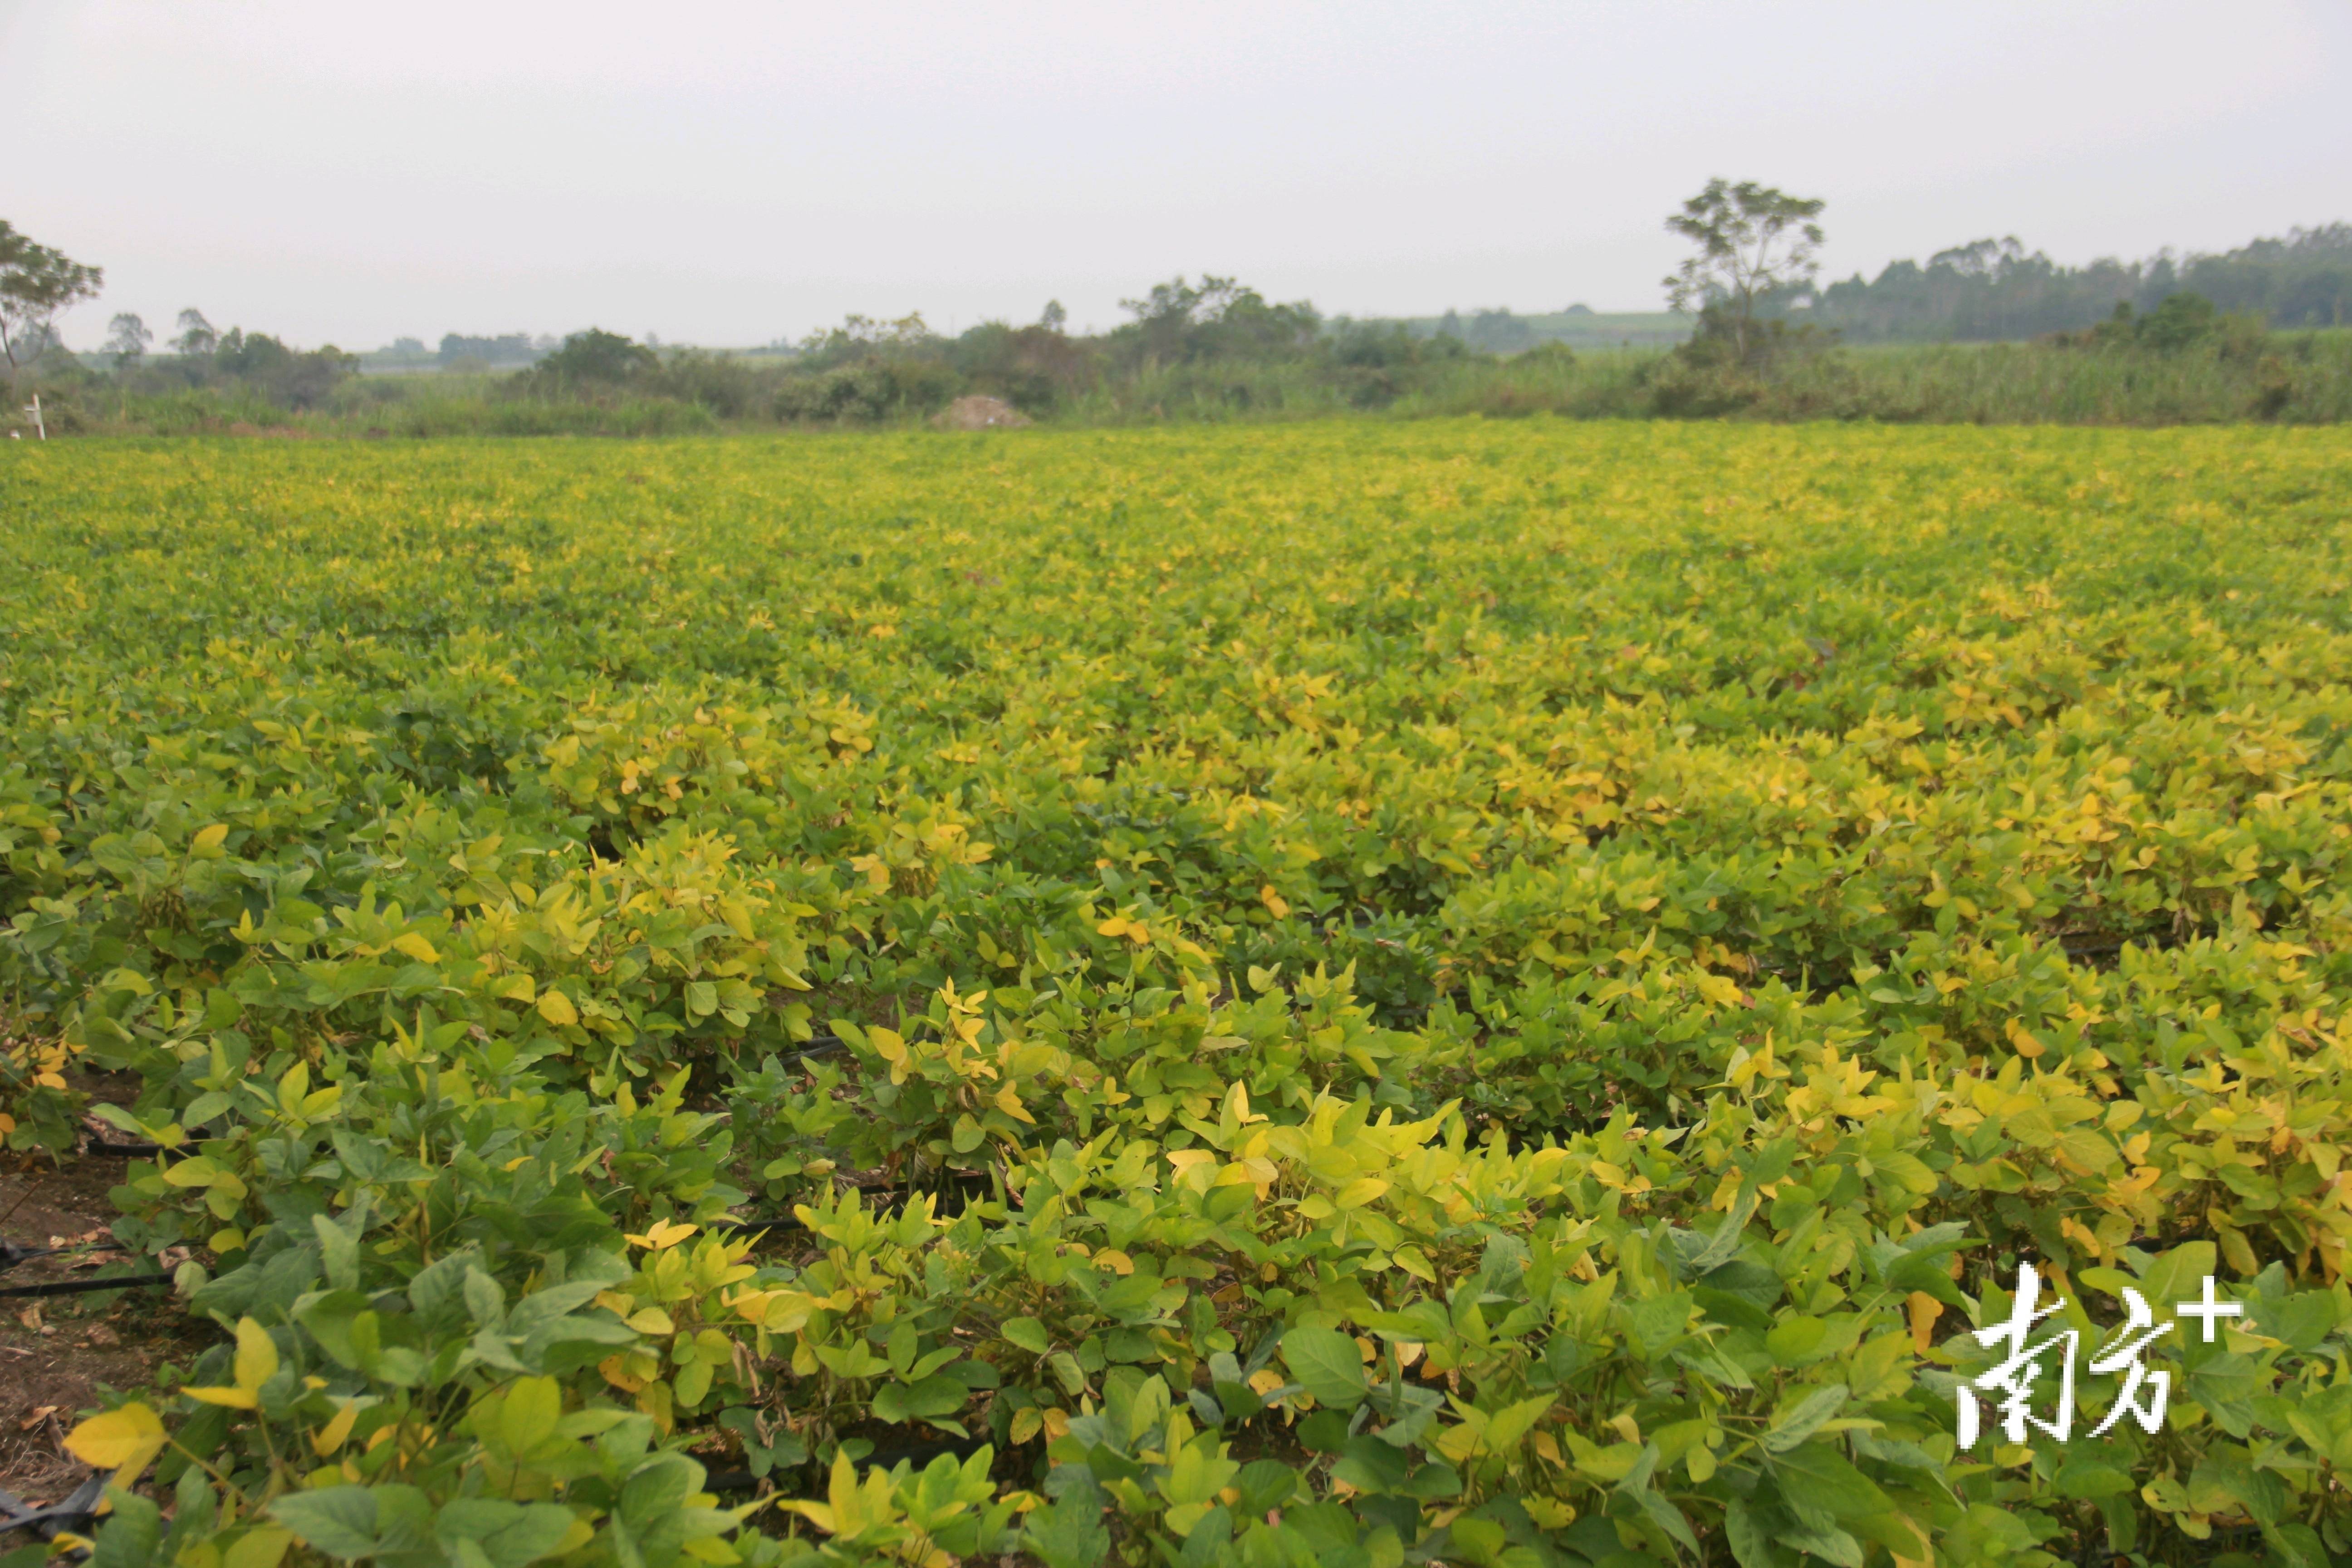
[7,205,2350,436]
[436,332,551,368]
[482,279,1491,426]
[1640,179,2341,417]
[1783,224,2352,342]
[88,307,359,408]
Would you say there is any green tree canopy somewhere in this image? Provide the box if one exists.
[1662,179,1825,365]
[0,219,103,381]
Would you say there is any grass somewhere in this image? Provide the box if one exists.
[19,330,2352,439]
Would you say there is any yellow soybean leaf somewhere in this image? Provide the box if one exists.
[1166,1149,1216,1173]
[162,1157,220,1187]
[191,824,230,854]
[1392,1245,1437,1282]
[1485,1394,1558,1451]
[538,990,579,1027]
[1695,972,1744,1008]
[64,1403,167,1473]
[625,1220,697,1251]
[182,1385,259,1409]
[313,1401,362,1455]
[235,1318,280,1392]
[223,1529,292,1568]
[391,932,440,964]
[1907,1291,1945,1355]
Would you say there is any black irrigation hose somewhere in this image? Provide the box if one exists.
[0,1474,108,1540]
[0,1239,59,1270]
[703,1214,807,1237]
[79,1132,172,1159]
[785,1035,848,1063]
[1,1224,167,1296]
[0,1270,175,1300]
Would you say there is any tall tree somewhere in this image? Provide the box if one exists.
[106,312,153,369]
[1662,179,1825,366]
[0,220,104,383]
[172,308,220,359]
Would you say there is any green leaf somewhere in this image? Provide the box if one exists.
[1280,1326,1367,1409]
[1330,1435,1410,1493]
[1765,1443,1888,1520]
[2271,1291,2337,1351]
[2053,1460,2134,1499]
[271,1488,389,1559]
[1723,1498,1776,1568]
[463,1269,507,1330]
[873,1374,969,1423]
[1482,1393,1555,1453]
[1024,1489,1110,1568]
[1764,1315,1828,1366]
[1774,1522,1863,1568]
[1002,1316,1052,1354]
[311,1212,360,1293]
[1760,1383,1847,1452]
[499,1377,564,1452]
[435,1499,579,1568]
[87,1487,163,1568]
[1627,1291,1695,1357]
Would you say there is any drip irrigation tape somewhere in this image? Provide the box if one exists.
[700,1432,995,1494]
[701,1173,995,1238]
[703,1214,806,1236]
[80,1133,172,1159]
[0,1269,174,1300]
[787,1036,848,1062]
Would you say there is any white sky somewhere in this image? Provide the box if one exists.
[6,0,2348,351]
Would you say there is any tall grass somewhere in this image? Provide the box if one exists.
[1010,334,2352,426]
[29,329,2352,437]
[1818,334,2352,423]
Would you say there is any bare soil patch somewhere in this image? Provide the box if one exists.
[0,1073,203,1506]
[930,396,1032,431]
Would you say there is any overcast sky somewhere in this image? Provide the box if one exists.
[6,0,2347,351]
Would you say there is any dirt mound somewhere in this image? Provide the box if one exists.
[931,396,1033,431]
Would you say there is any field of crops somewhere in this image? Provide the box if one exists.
[3,421,2351,1568]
